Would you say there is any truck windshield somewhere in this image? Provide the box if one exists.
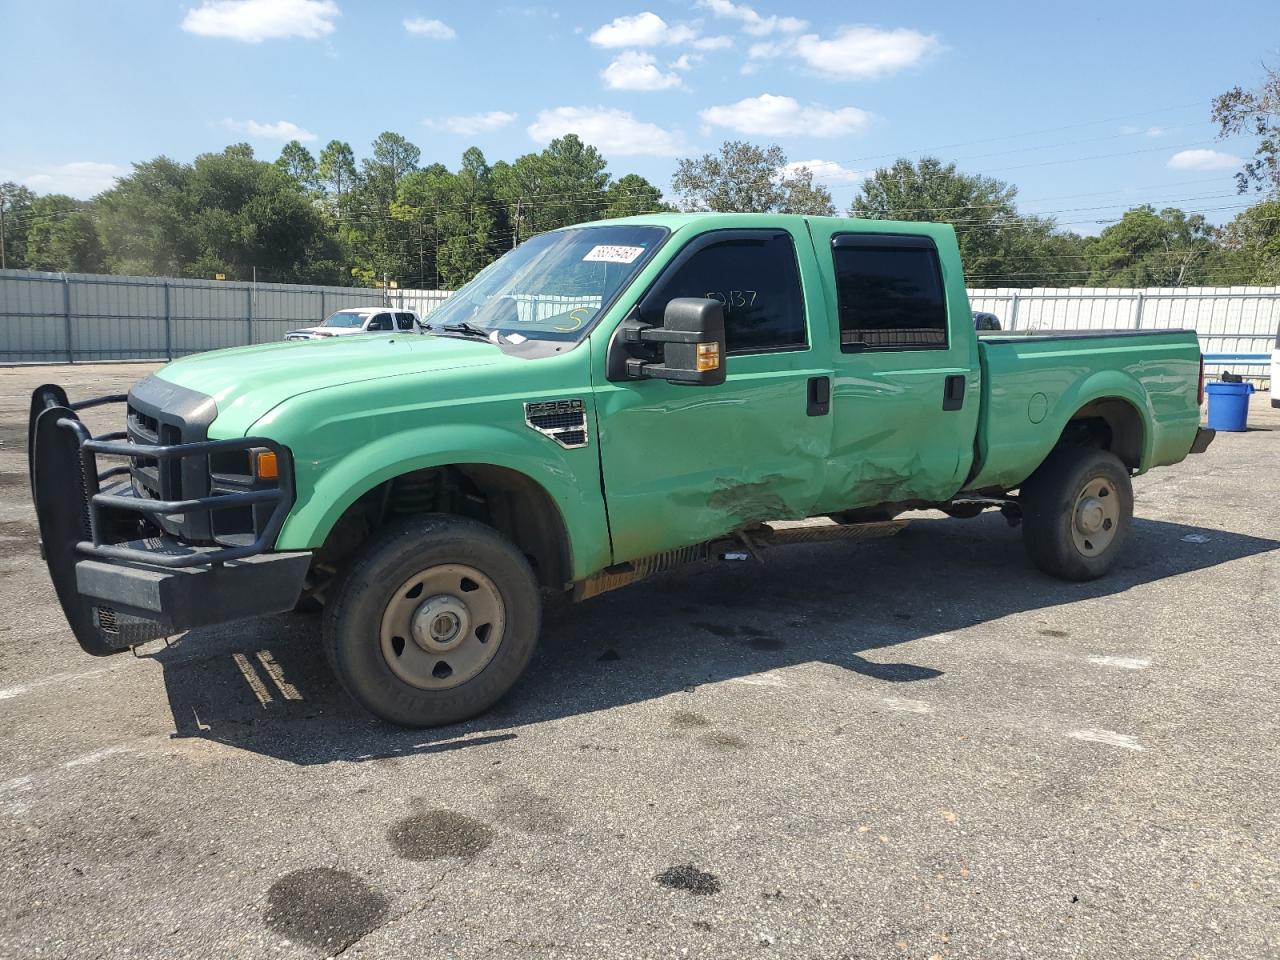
[425,225,667,345]
[322,312,365,328]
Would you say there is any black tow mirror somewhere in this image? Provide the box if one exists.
[607,298,727,386]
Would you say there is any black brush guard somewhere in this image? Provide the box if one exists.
[29,384,311,656]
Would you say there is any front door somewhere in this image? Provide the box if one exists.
[593,226,834,564]
[806,223,980,511]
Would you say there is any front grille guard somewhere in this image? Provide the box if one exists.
[36,389,294,570]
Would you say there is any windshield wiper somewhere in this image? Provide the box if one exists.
[432,321,500,342]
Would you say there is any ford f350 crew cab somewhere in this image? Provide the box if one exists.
[29,214,1215,727]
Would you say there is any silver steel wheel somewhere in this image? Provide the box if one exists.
[379,563,506,690]
[1070,477,1120,557]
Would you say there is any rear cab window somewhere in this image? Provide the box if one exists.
[394,312,416,331]
[831,234,948,352]
[641,230,806,355]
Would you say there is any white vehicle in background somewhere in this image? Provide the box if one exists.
[285,307,425,341]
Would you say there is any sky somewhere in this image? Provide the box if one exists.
[0,0,1275,234]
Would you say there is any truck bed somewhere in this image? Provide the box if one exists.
[968,329,1203,491]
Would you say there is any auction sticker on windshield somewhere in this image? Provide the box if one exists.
[583,245,646,264]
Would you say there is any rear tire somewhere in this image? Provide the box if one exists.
[1019,447,1133,581]
[322,514,541,727]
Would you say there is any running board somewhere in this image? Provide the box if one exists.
[571,520,908,601]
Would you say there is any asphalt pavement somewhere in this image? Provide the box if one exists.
[0,363,1276,959]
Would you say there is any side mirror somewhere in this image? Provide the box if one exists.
[607,298,727,386]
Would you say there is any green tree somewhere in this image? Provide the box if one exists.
[395,148,507,288]
[776,164,836,216]
[1212,64,1280,194]
[96,156,196,275]
[275,140,319,190]
[494,134,611,241]
[0,182,37,269]
[1083,206,1219,287]
[671,141,834,215]
[317,140,357,207]
[23,194,105,272]
[1210,199,1280,283]
[604,173,670,218]
[850,157,1073,286]
[185,144,338,282]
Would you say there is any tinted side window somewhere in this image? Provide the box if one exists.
[833,244,947,351]
[367,313,392,331]
[395,312,415,330]
[645,233,806,354]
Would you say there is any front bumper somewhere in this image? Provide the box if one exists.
[29,384,310,655]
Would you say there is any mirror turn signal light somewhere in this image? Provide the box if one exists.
[696,341,721,372]
[254,449,279,480]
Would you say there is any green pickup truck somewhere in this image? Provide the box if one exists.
[30,214,1214,726]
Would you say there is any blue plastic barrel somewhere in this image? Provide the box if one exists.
[1205,381,1255,432]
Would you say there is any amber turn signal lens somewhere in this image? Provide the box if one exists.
[696,341,721,372]
[254,450,279,480]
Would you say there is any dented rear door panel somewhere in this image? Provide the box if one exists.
[806,220,981,511]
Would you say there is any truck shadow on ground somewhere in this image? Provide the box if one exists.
[149,513,1279,765]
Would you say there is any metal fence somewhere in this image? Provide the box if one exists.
[968,286,1278,385]
[1,270,1276,386]
[0,269,452,363]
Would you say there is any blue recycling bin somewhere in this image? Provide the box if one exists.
[1205,381,1254,432]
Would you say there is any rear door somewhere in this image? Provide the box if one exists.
[806,224,980,510]
[593,226,834,563]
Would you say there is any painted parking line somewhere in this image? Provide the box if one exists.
[0,659,139,702]
[1087,655,1152,670]
[882,697,933,714]
[1067,728,1144,751]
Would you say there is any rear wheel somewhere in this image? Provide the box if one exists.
[323,515,541,727]
[1020,447,1133,581]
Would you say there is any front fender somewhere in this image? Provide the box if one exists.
[273,425,611,582]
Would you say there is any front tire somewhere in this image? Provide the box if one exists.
[1019,447,1134,581]
[322,515,541,727]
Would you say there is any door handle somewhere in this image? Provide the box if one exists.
[943,374,965,411]
[807,376,831,417]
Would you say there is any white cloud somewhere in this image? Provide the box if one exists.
[528,106,688,156]
[699,0,806,36]
[588,12,695,47]
[670,53,700,71]
[21,162,128,198]
[429,111,517,135]
[1121,125,1166,137]
[701,94,871,137]
[1167,148,1241,171]
[403,16,455,39]
[792,26,939,79]
[221,118,317,141]
[602,51,683,91]
[181,0,339,43]
[780,159,867,185]
[690,35,733,50]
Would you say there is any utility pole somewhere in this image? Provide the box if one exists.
[512,197,521,249]
[0,195,6,270]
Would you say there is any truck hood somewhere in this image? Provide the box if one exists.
[153,334,502,434]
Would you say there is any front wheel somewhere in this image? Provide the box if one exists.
[322,515,541,727]
[1019,447,1134,581]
